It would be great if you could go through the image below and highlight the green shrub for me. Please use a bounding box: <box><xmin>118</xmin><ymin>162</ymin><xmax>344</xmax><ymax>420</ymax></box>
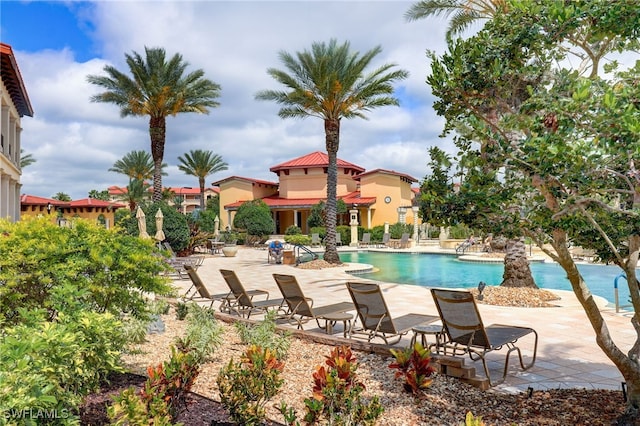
<box><xmin>0</xmin><ymin>217</ymin><xmax>174</xmax><ymax>326</ymax></box>
<box><xmin>119</xmin><ymin>202</ymin><xmax>190</xmax><ymax>253</ymax></box>
<box><xmin>218</xmin><ymin>345</ymin><xmax>285</xmax><ymax>426</ymax></box>
<box><xmin>285</xmin><ymin>225</ymin><xmax>302</xmax><ymax>235</ymax></box>
<box><xmin>0</xmin><ymin>310</ymin><xmax>126</xmax><ymax>424</ymax></box>
<box><xmin>307</xmin><ymin>202</ymin><xmax>325</xmax><ymax>228</ymax></box>
<box><xmin>235</xmin><ymin>310</ymin><xmax>291</xmax><ymax>360</ymax></box>
<box><xmin>336</xmin><ymin>225</ymin><xmax>350</xmax><ymax>244</ymax></box>
<box><xmin>233</xmin><ymin>200</ymin><xmax>275</xmax><ymax>243</ymax></box>
<box><xmin>177</xmin><ymin>304</ymin><xmax>224</xmax><ymax>363</ymax></box>
<box><xmin>284</xmin><ymin>234</ymin><xmax>312</xmax><ymax>246</ymax></box>
<box><xmin>108</xmin><ymin>387</ymin><xmax>176</xmax><ymax>426</ymax></box>
<box><xmin>389</xmin><ymin>222</ymin><xmax>413</xmax><ymax>239</ymax></box>
<box><xmin>175</xmin><ymin>302</ymin><xmax>189</xmax><ymax>320</ymax></box>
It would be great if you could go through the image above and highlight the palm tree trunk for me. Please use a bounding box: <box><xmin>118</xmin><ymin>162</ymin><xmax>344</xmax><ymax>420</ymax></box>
<box><xmin>199</xmin><ymin>177</ymin><xmax>206</xmax><ymax>211</ymax></box>
<box><xmin>501</xmin><ymin>237</ymin><xmax>537</xmax><ymax>288</ymax></box>
<box><xmin>150</xmin><ymin>116</ymin><xmax>166</xmax><ymax>202</ymax></box>
<box><xmin>323</xmin><ymin>118</ymin><xmax>340</xmax><ymax>264</ymax></box>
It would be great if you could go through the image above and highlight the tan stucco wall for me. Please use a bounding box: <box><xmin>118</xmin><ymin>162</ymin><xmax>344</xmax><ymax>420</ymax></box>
<box><xmin>359</xmin><ymin>173</ymin><xmax>418</xmax><ymax>228</ymax></box>
<box><xmin>20</xmin><ymin>205</ymin><xmax>121</xmax><ymax>228</ymax></box>
<box><xmin>278</xmin><ymin>167</ymin><xmax>357</xmax><ymax>198</ymax></box>
<box><xmin>217</xmin><ymin>179</ymin><xmax>277</xmax><ymax>228</ymax></box>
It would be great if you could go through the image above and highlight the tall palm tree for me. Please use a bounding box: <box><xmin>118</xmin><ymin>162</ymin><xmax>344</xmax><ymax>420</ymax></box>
<box><xmin>20</xmin><ymin>149</ymin><xmax>36</xmax><ymax>169</ymax></box>
<box><xmin>87</xmin><ymin>47</ymin><xmax>222</xmax><ymax>202</ymax></box>
<box><xmin>256</xmin><ymin>39</ymin><xmax>408</xmax><ymax>263</ymax></box>
<box><xmin>177</xmin><ymin>149</ymin><xmax>228</xmax><ymax>210</ymax></box>
<box><xmin>109</xmin><ymin>150</ymin><xmax>167</xmax><ymax>183</ymax></box>
<box><xmin>405</xmin><ymin>0</ymin><xmax>506</xmax><ymax>41</ymax></box>
<box><xmin>113</xmin><ymin>178</ymin><xmax>151</xmax><ymax>212</ymax></box>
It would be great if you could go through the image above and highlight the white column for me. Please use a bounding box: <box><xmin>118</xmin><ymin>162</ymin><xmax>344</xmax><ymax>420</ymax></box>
<box><xmin>0</xmin><ymin>172</ymin><xmax>8</xmax><ymax>220</ymax></box>
<box><xmin>349</xmin><ymin>209</ymin><xmax>359</xmax><ymax>247</ymax></box>
<box><xmin>412</xmin><ymin>206</ymin><xmax>419</xmax><ymax>247</ymax></box>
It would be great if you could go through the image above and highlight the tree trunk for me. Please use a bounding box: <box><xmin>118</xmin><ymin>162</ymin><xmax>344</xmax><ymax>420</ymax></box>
<box><xmin>199</xmin><ymin>177</ymin><xmax>206</xmax><ymax>211</ymax></box>
<box><xmin>149</xmin><ymin>116</ymin><xmax>166</xmax><ymax>202</ymax></box>
<box><xmin>323</xmin><ymin>118</ymin><xmax>340</xmax><ymax>264</ymax></box>
<box><xmin>501</xmin><ymin>237</ymin><xmax>537</xmax><ymax>288</ymax></box>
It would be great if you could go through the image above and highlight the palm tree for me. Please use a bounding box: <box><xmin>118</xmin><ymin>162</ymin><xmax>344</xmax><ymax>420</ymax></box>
<box><xmin>108</xmin><ymin>150</ymin><xmax>166</xmax><ymax>183</ymax></box>
<box><xmin>113</xmin><ymin>179</ymin><xmax>151</xmax><ymax>212</ymax></box>
<box><xmin>87</xmin><ymin>47</ymin><xmax>222</xmax><ymax>202</ymax></box>
<box><xmin>256</xmin><ymin>39</ymin><xmax>408</xmax><ymax>263</ymax></box>
<box><xmin>405</xmin><ymin>0</ymin><xmax>506</xmax><ymax>41</ymax></box>
<box><xmin>177</xmin><ymin>150</ymin><xmax>228</xmax><ymax>210</ymax></box>
<box><xmin>20</xmin><ymin>149</ymin><xmax>36</xmax><ymax>169</ymax></box>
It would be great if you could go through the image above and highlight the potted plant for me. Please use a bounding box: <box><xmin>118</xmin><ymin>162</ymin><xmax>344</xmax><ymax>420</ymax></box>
<box><xmin>221</xmin><ymin>231</ymin><xmax>238</xmax><ymax>257</ymax></box>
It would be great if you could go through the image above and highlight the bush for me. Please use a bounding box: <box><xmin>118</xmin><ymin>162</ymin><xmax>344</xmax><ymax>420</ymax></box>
<box><xmin>309</xmin><ymin>226</ymin><xmax>326</xmax><ymax>240</ymax></box>
<box><xmin>336</xmin><ymin>225</ymin><xmax>350</xmax><ymax>244</ymax></box>
<box><xmin>0</xmin><ymin>217</ymin><xmax>174</xmax><ymax>326</ymax></box>
<box><xmin>218</xmin><ymin>345</ymin><xmax>285</xmax><ymax>426</ymax></box>
<box><xmin>389</xmin><ymin>222</ymin><xmax>413</xmax><ymax>239</ymax></box>
<box><xmin>118</xmin><ymin>202</ymin><xmax>190</xmax><ymax>253</ymax></box>
<box><xmin>285</xmin><ymin>225</ymin><xmax>302</xmax><ymax>235</ymax></box>
<box><xmin>284</xmin><ymin>234</ymin><xmax>311</xmax><ymax>246</ymax></box>
<box><xmin>233</xmin><ymin>200</ymin><xmax>275</xmax><ymax>243</ymax></box>
<box><xmin>235</xmin><ymin>310</ymin><xmax>291</xmax><ymax>360</ymax></box>
<box><xmin>0</xmin><ymin>310</ymin><xmax>126</xmax><ymax>424</ymax></box>
<box><xmin>389</xmin><ymin>342</ymin><xmax>436</xmax><ymax>394</ymax></box>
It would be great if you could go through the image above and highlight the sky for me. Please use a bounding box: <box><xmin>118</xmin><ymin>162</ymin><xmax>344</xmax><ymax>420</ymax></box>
<box><xmin>1</xmin><ymin>0</ymin><xmax>457</xmax><ymax>200</ymax></box>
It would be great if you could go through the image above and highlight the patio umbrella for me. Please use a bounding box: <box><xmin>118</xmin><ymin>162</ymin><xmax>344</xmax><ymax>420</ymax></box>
<box><xmin>136</xmin><ymin>206</ymin><xmax>150</xmax><ymax>239</ymax></box>
<box><xmin>155</xmin><ymin>209</ymin><xmax>166</xmax><ymax>242</ymax></box>
<box><xmin>214</xmin><ymin>215</ymin><xmax>220</xmax><ymax>237</ymax></box>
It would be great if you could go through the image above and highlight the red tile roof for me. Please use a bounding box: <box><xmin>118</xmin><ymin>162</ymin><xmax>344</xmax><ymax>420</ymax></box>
<box><xmin>21</xmin><ymin>194</ymin><xmax>125</xmax><ymax>209</ymax></box>
<box><xmin>211</xmin><ymin>176</ymin><xmax>278</xmax><ymax>187</ymax></box>
<box><xmin>269</xmin><ymin>151</ymin><xmax>365</xmax><ymax>174</ymax></box>
<box><xmin>69</xmin><ymin>198</ymin><xmax>126</xmax><ymax>208</ymax></box>
<box><xmin>20</xmin><ymin>194</ymin><xmax>63</xmax><ymax>206</ymax></box>
<box><xmin>355</xmin><ymin>168</ymin><xmax>418</xmax><ymax>183</ymax></box>
<box><xmin>1</xmin><ymin>43</ymin><xmax>33</xmax><ymax>117</ymax></box>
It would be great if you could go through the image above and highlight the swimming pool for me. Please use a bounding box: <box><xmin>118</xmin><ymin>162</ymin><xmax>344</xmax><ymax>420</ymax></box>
<box><xmin>339</xmin><ymin>251</ymin><xmax>630</xmax><ymax>306</ymax></box>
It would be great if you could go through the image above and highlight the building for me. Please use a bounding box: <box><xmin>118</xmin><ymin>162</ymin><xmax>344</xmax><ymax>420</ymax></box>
<box><xmin>1</xmin><ymin>43</ymin><xmax>34</xmax><ymax>222</ymax></box>
<box><xmin>20</xmin><ymin>195</ymin><xmax>125</xmax><ymax>228</ymax></box>
<box><xmin>107</xmin><ymin>185</ymin><xmax>219</xmax><ymax>214</ymax></box>
<box><xmin>213</xmin><ymin>151</ymin><xmax>420</xmax><ymax>233</ymax></box>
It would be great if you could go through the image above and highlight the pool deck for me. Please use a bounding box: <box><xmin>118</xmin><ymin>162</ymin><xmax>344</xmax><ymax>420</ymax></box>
<box><xmin>174</xmin><ymin>244</ymin><xmax>636</xmax><ymax>395</ymax></box>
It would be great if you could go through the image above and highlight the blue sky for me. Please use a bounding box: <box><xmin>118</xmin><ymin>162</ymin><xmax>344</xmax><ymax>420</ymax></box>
<box><xmin>2</xmin><ymin>1</ymin><xmax>454</xmax><ymax>199</ymax></box>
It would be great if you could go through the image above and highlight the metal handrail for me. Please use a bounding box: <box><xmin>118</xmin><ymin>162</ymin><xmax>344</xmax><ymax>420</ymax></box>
<box><xmin>293</xmin><ymin>244</ymin><xmax>319</xmax><ymax>265</ymax></box>
<box><xmin>614</xmin><ymin>273</ymin><xmax>631</xmax><ymax>313</ymax></box>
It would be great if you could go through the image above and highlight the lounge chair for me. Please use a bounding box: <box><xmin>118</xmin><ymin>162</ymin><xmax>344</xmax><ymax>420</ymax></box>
<box><xmin>162</xmin><ymin>242</ymin><xmax>204</xmax><ymax>279</ymax></box>
<box><xmin>272</xmin><ymin>273</ymin><xmax>354</xmax><ymax>334</ymax></box>
<box><xmin>398</xmin><ymin>233</ymin><xmax>410</xmax><ymax>249</ymax></box>
<box><xmin>345</xmin><ymin>281</ymin><xmax>439</xmax><ymax>345</ymax></box>
<box><xmin>378</xmin><ymin>232</ymin><xmax>390</xmax><ymax>248</ymax></box>
<box><xmin>430</xmin><ymin>288</ymin><xmax>538</xmax><ymax>386</ymax></box>
<box><xmin>358</xmin><ymin>233</ymin><xmax>371</xmax><ymax>248</ymax></box>
<box><xmin>310</xmin><ymin>233</ymin><xmax>322</xmax><ymax>247</ymax></box>
<box><xmin>219</xmin><ymin>269</ymin><xmax>286</xmax><ymax>318</ymax></box>
<box><xmin>183</xmin><ymin>265</ymin><xmax>234</xmax><ymax>311</ymax></box>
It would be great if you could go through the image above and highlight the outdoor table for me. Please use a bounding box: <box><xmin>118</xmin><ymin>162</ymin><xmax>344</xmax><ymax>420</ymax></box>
<box><xmin>319</xmin><ymin>312</ymin><xmax>353</xmax><ymax>338</ymax></box>
<box><xmin>209</xmin><ymin>240</ymin><xmax>225</xmax><ymax>255</ymax></box>
<box><xmin>410</xmin><ymin>324</ymin><xmax>446</xmax><ymax>352</ymax></box>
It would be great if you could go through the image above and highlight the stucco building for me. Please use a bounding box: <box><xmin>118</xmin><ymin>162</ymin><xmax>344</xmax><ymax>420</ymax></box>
<box><xmin>20</xmin><ymin>195</ymin><xmax>126</xmax><ymax>228</ymax></box>
<box><xmin>213</xmin><ymin>151</ymin><xmax>420</xmax><ymax>233</ymax></box>
<box><xmin>1</xmin><ymin>43</ymin><xmax>34</xmax><ymax>222</ymax></box>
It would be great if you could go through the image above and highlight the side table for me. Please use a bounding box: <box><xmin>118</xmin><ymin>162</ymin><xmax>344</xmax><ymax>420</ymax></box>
<box><xmin>410</xmin><ymin>324</ymin><xmax>446</xmax><ymax>353</ymax></box>
<box><xmin>319</xmin><ymin>312</ymin><xmax>354</xmax><ymax>338</ymax></box>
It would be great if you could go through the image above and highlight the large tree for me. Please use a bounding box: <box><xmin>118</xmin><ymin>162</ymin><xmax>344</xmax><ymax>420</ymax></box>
<box><xmin>177</xmin><ymin>149</ymin><xmax>228</xmax><ymax>210</ymax></box>
<box><xmin>426</xmin><ymin>0</ymin><xmax>640</xmax><ymax>413</ymax></box>
<box><xmin>87</xmin><ymin>47</ymin><xmax>221</xmax><ymax>201</ymax></box>
<box><xmin>256</xmin><ymin>39</ymin><xmax>408</xmax><ymax>263</ymax></box>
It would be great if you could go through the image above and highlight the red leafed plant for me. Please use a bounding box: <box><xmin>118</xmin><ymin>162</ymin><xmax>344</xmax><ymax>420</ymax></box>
<box><xmin>389</xmin><ymin>342</ymin><xmax>436</xmax><ymax>393</ymax></box>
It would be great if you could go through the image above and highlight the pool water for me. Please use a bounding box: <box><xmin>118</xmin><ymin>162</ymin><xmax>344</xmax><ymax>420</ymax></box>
<box><xmin>339</xmin><ymin>251</ymin><xmax>631</xmax><ymax>306</ymax></box>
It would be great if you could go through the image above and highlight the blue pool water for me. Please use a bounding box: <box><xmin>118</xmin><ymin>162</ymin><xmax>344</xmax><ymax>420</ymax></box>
<box><xmin>339</xmin><ymin>252</ymin><xmax>631</xmax><ymax>306</ymax></box>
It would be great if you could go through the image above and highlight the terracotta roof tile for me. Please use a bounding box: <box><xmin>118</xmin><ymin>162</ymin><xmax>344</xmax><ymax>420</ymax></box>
<box><xmin>269</xmin><ymin>151</ymin><xmax>364</xmax><ymax>173</ymax></box>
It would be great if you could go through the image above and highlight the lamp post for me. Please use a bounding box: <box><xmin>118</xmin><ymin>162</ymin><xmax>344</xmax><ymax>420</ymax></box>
<box><xmin>412</xmin><ymin>205</ymin><xmax>420</xmax><ymax>247</ymax></box>
<box><xmin>349</xmin><ymin>205</ymin><xmax>359</xmax><ymax>247</ymax></box>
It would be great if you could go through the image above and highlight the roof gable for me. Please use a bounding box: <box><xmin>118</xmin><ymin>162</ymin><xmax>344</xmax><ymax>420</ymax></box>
<box><xmin>270</xmin><ymin>151</ymin><xmax>365</xmax><ymax>174</ymax></box>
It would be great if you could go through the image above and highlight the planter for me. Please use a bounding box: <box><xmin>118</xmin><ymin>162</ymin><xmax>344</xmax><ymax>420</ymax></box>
<box><xmin>222</xmin><ymin>246</ymin><xmax>238</xmax><ymax>257</ymax></box>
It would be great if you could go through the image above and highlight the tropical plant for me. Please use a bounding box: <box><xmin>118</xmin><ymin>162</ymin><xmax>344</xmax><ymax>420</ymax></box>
<box><xmin>218</xmin><ymin>345</ymin><xmax>285</xmax><ymax>426</ymax></box>
<box><xmin>389</xmin><ymin>342</ymin><xmax>436</xmax><ymax>394</ymax></box>
<box><xmin>109</xmin><ymin>150</ymin><xmax>167</xmax><ymax>183</ymax></box>
<box><xmin>425</xmin><ymin>0</ymin><xmax>640</xmax><ymax>412</ymax></box>
<box><xmin>87</xmin><ymin>47</ymin><xmax>222</xmax><ymax>202</ymax></box>
<box><xmin>177</xmin><ymin>149</ymin><xmax>228</xmax><ymax>210</ymax></box>
<box><xmin>19</xmin><ymin>148</ymin><xmax>36</xmax><ymax>168</ymax></box>
<box><xmin>119</xmin><ymin>202</ymin><xmax>190</xmax><ymax>253</ymax></box>
<box><xmin>256</xmin><ymin>39</ymin><xmax>408</xmax><ymax>264</ymax></box>
<box><xmin>405</xmin><ymin>0</ymin><xmax>506</xmax><ymax>41</ymax></box>
<box><xmin>281</xmin><ymin>345</ymin><xmax>383</xmax><ymax>425</ymax></box>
